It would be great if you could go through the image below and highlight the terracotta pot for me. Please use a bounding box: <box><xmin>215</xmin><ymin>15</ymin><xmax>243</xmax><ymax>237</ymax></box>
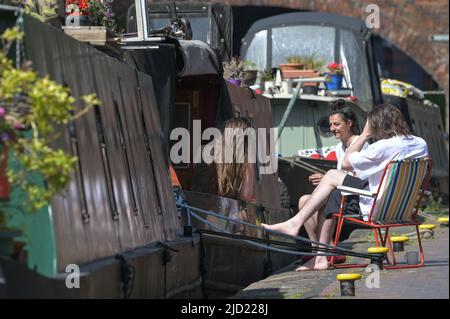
<box><xmin>279</xmin><ymin>63</ymin><xmax>304</xmax><ymax>71</ymax></box>
<box><xmin>0</xmin><ymin>145</ymin><xmax>11</xmax><ymax>200</ymax></box>
<box><xmin>281</xmin><ymin>69</ymin><xmax>320</xmax><ymax>86</ymax></box>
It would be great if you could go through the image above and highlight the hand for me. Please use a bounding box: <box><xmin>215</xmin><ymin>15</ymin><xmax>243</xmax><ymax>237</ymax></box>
<box><xmin>308</xmin><ymin>173</ymin><xmax>323</xmax><ymax>186</ymax></box>
<box><xmin>362</xmin><ymin>119</ymin><xmax>374</xmax><ymax>139</ymax></box>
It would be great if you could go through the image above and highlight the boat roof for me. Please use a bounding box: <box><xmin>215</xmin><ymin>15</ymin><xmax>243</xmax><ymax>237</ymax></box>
<box><xmin>245</xmin><ymin>12</ymin><xmax>369</xmax><ymax>36</ymax></box>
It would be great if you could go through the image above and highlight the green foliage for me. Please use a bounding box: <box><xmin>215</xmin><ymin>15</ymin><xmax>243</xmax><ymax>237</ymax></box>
<box><xmin>243</xmin><ymin>60</ymin><xmax>257</xmax><ymax>69</ymax></box>
<box><xmin>11</xmin><ymin>0</ymin><xmax>59</xmax><ymax>22</ymax></box>
<box><xmin>285</xmin><ymin>52</ymin><xmax>325</xmax><ymax>70</ymax></box>
<box><xmin>259</xmin><ymin>69</ymin><xmax>275</xmax><ymax>82</ymax></box>
<box><xmin>302</xmin><ymin>52</ymin><xmax>326</xmax><ymax>71</ymax></box>
<box><xmin>88</xmin><ymin>0</ymin><xmax>121</xmax><ymax>34</ymax></box>
<box><xmin>285</xmin><ymin>56</ymin><xmax>303</xmax><ymax>64</ymax></box>
<box><xmin>0</xmin><ymin>27</ymin><xmax>99</xmax><ymax>218</ymax></box>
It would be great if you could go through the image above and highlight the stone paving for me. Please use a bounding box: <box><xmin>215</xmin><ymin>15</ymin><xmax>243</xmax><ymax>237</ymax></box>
<box><xmin>232</xmin><ymin>220</ymin><xmax>449</xmax><ymax>299</ymax></box>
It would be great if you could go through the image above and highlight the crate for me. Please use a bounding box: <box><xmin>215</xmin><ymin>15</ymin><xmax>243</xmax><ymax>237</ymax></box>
<box><xmin>62</xmin><ymin>26</ymin><xmax>108</xmax><ymax>46</ymax></box>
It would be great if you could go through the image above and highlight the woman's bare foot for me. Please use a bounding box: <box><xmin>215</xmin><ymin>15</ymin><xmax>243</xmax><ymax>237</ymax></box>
<box><xmin>260</xmin><ymin>220</ymin><xmax>300</xmax><ymax>237</ymax></box>
<box><xmin>295</xmin><ymin>256</ymin><xmax>329</xmax><ymax>271</ymax></box>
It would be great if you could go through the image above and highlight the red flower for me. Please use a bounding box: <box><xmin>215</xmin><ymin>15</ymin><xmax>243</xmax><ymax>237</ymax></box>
<box><xmin>65</xmin><ymin>0</ymin><xmax>90</xmax><ymax>15</ymax></box>
<box><xmin>326</xmin><ymin>62</ymin><xmax>344</xmax><ymax>75</ymax></box>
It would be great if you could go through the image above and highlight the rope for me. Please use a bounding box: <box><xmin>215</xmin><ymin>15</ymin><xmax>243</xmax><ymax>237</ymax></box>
<box><xmin>190</xmin><ymin>210</ymin><xmax>333</xmax><ymax>257</ymax></box>
<box><xmin>398</xmin><ymin>228</ymin><xmax>434</xmax><ymax>240</ymax></box>
<box><xmin>178</xmin><ymin>202</ymin><xmax>374</xmax><ymax>260</ymax></box>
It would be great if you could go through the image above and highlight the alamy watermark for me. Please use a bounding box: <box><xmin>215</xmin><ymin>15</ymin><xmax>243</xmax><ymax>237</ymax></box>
<box><xmin>365</xmin><ymin>264</ymin><xmax>381</xmax><ymax>289</ymax></box>
<box><xmin>65</xmin><ymin>264</ymin><xmax>80</xmax><ymax>289</ymax></box>
<box><xmin>170</xmin><ymin>120</ymin><xmax>279</xmax><ymax>175</ymax></box>
<box><xmin>365</xmin><ymin>4</ymin><xmax>381</xmax><ymax>29</ymax></box>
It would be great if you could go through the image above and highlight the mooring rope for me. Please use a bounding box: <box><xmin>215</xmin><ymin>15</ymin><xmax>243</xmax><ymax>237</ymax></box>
<box><xmin>177</xmin><ymin>202</ymin><xmax>374</xmax><ymax>260</ymax></box>
<box><xmin>189</xmin><ymin>210</ymin><xmax>334</xmax><ymax>257</ymax></box>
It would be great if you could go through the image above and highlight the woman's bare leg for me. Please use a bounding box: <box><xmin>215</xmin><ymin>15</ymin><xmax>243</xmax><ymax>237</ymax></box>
<box><xmin>262</xmin><ymin>169</ymin><xmax>346</xmax><ymax>237</ymax></box>
<box><xmin>299</xmin><ymin>195</ymin><xmax>318</xmax><ymax>242</ymax></box>
<box><xmin>296</xmin><ymin>210</ymin><xmax>335</xmax><ymax>271</ymax></box>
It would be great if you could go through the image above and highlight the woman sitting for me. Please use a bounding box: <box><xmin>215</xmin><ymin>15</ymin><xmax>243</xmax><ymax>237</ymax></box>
<box><xmin>299</xmin><ymin>100</ymin><xmax>368</xmax><ymax>267</ymax></box>
<box><xmin>262</xmin><ymin>103</ymin><xmax>429</xmax><ymax>271</ymax></box>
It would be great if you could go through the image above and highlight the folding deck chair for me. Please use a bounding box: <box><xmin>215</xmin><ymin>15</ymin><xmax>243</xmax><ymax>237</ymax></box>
<box><xmin>330</xmin><ymin>157</ymin><xmax>433</xmax><ymax>269</ymax></box>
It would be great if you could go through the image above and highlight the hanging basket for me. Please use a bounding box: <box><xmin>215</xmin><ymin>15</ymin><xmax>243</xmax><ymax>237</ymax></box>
<box><xmin>0</xmin><ymin>145</ymin><xmax>11</xmax><ymax>200</ymax></box>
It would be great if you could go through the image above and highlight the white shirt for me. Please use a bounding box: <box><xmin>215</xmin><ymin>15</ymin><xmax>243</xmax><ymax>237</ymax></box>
<box><xmin>348</xmin><ymin>135</ymin><xmax>429</xmax><ymax>219</ymax></box>
<box><xmin>335</xmin><ymin>136</ymin><xmax>369</xmax><ymax>174</ymax></box>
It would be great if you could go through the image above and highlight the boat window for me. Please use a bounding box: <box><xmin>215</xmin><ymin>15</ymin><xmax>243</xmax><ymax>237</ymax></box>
<box><xmin>340</xmin><ymin>30</ymin><xmax>372</xmax><ymax>107</ymax></box>
<box><xmin>271</xmin><ymin>25</ymin><xmax>334</xmax><ymax>70</ymax></box>
<box><xmin>243</xmin><ymin>30</ymin><xmax>267</xmax><ymax>70</ymax></box>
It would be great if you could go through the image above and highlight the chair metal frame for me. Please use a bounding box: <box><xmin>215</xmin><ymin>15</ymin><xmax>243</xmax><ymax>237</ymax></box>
<box><xmin>330</xmin><ymin>157</ymin><xmax>433</xmax><ymax>270</ymax></box>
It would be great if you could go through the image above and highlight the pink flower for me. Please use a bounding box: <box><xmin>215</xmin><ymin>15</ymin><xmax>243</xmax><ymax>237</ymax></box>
<box><xmin>14</xmin><ymin>122</ymin><xmax>25</xmax><ymax>130</ymax></box>
<box><xmin>0</xmin><ymin>107</ymin><xmax>5</xmax><ymax>118</ymax></box>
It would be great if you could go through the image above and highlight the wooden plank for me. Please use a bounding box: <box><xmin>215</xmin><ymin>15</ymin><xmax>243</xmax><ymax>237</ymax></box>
<box><xmin>62</xmin><ymin>26</ymin><xmax>108</xmax><ymax>46</ymax></box>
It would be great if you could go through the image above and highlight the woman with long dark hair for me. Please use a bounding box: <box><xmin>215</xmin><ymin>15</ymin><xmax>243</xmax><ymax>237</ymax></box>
<box><xmin>299</xmin><ymin>99</ymin><xmax>367</xmax><ymax>266</ymax></box>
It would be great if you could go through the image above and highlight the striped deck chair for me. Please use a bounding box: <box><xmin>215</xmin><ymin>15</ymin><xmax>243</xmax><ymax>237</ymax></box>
<box><xmin>330</xmin><ymin>158</ymin><xmax>432</xmax><ymax>270</ymax></box>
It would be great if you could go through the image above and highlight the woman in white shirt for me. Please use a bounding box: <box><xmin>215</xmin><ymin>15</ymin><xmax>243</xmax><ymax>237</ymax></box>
<box><xmin>262</xmin><ymin>103</ymin><xmax>428</xmax><ymax>271</ymax></box>
<box><xmin>299</xmin><ymin>100</ymin><xmax>368</xmax><ymax>266</ymax></box>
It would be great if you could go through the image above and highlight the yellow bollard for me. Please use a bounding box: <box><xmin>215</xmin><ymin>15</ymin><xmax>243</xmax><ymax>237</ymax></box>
<box><xmin>438</xmin><ymin>217</ymin><xmax>449</xmax><ymax>228</ymax></box>
<box><xmin>367</xmin><ymin>247</ymin><xmax>389</xmax><ymax>270</ymax></box>
<box><xmin>336</xmin><ymin>274</ymin><xmax>362</xmax><ymax>296</ymax></box>
<box><xmin>390</xmin><ymin>236</ymin><xmax>409</xmax><ymax>252</ymax></box>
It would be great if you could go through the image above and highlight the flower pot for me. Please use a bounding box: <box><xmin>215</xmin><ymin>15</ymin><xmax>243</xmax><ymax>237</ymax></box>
<box><xmin>279</xmin><ymin>63</ymin><xmax>304</xmax><ymax>72</ymax></box>
<box><xmin>243</xmin><ymin>70</ymin><xmax>258</xmax><ymax>86</ymax></box>
<box><xmin>0</xmin><ymin>145</ymin><xmax>10</xmax><ymax>200</ymax></box>
<box><xmin>303</xmin><ymin>85</ymin><xmax>319</xmax><ymax>95</ymax></box>
<box><xmin>228</xmin><ymin>78</ymin><xmax>242</xmax><ymax>86</ymax></box>
<box><xmin>65</xmin><ymin>14</ymin><xmax>92</xmax><ymax>27</ymax></box>
<box><xmin>62</xmin><ymin>26</ymin><xmax>108</xmax><ymax>46</ymax></box>
<box><xmin>326</xmin><ymin>74</ymin><xmax>343</xmax><ymax>90</ymax></box>
<box><xmin>264</xmin><ymin>81</ymin><xmax>275</xmax><ymax>93</ymax></box>
<box><xmin>281</xmin><ymin>69</ymin><xmax>320</xmax><ymax>86</ymax></box>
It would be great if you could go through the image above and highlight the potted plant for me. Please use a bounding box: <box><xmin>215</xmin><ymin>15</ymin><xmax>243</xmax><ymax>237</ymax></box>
<box><xmin>63</xmin><ymin>0</ymin><xmax>121</xmax><ymax>45</ymax></box>
<box><xmin>325</xmin><ymin>62</ymin><xmax>344</xmax><ymax>90</ymax></box>
<box><xmin>19</xmin><ymin>0</ymin><xmax>59</xmax><ymax>23</ymax></box>
<box><xmin>243</xmin><ymin>60</ymin><xmax>258</xmax><ymax>86</ymax></box>
<box><xmin>259</xmin><ymin>68</ymin><xmax>275</xmax><ymax>93</ymax></box>
<box><xmin>223</xmin><ymin>56</ymin><xmax>245</xmax><ymax>86</ymax></box>
<box><xmin>0</xmin><ymin>27</ymin><xmax>99</xmax><ymax>254</ymax></box>
<box><xmin>298</xmin><ymin>52</ymin><xmax>326</xmax><ymax>88</ymax></box>
<box><xmin>281</xmin><ymin>56</ymin><xmax>304</xmax><ymax>69</ymax></box>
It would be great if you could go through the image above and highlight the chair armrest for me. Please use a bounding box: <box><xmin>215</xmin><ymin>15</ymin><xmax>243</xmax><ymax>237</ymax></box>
<box><xmin>337</xmin><ymin>185</ymin><xmax>377</xmax><ymax>198</ymax></box>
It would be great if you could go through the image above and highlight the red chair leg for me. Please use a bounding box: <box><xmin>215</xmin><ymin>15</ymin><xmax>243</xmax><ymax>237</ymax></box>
<box><xmin>330</xmin><ymin>215</ymin><xmax>344</xmax><ymax>267</ymax></box>
<box><xmin>385</xmin><ymin>225</ymin><xmax>425</xmax><ymax>270</ymax></box>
